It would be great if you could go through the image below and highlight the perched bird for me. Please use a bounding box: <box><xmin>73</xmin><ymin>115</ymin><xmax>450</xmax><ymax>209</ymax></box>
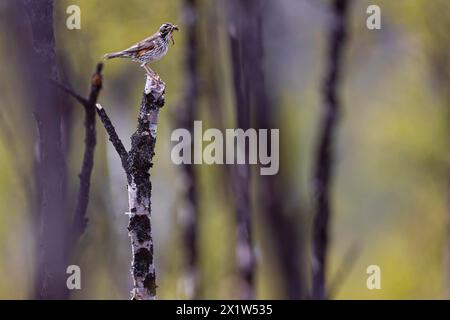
<box><xmin>104</xmin><ymin>23</ymin><xmax>179</xmax><ymax>77</ymax></box>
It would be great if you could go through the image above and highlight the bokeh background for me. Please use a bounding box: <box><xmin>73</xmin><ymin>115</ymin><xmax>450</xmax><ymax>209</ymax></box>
<box><xmin>0</xmin><ymin>0</ymin><xmax>449</xmax><ymax>299</ymax></box>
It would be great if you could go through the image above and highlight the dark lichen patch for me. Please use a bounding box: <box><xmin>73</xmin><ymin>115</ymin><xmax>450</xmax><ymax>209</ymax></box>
<box><xmin>144</xmin><ymin>90</ymin><xmax>165</xmax><ymax>110</ymax></box>
<box><xmin>144</xmin><ymin>273</ymin><xmax>157</xmax><ymax>296</ymax></box>
<box><xmin>133</xmin><ymin>248</ymin><xmax>151</xmax><ymax>278</ymax></box>
<box><xmin>128</xmin><ymin>214</ymin><xmax>152</xmax><ymax>243</ymax></box>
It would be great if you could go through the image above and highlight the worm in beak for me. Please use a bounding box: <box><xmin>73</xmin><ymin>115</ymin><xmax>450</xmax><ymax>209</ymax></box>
<box><xmin>170</xmin><ymin>25</ymin><xmax>178</xmax><ymax>45</ymax></box>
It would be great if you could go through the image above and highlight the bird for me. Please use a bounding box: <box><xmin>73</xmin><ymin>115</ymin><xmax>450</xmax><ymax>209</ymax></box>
<box><xmin>104</xmin><ymin>23</ymin><xmax>179</xmax><ymax>77</ymax></box>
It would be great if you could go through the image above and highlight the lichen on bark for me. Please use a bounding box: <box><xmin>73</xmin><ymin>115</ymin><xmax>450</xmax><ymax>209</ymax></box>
<box><xmin>127</xmin><ymin>76</ymin><xmax>165</xmax><ymax>300</ymax></box>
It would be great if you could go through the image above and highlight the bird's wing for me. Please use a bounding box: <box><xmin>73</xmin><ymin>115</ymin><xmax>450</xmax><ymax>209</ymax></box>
<box><xmin>122</xmin><ymin>33</ymin><xmax>159</xmax><ymax>56</ymax></box>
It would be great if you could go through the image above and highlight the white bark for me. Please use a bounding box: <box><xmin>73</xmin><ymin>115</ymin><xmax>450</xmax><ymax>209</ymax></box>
<box><xmin>127</xmin><ymin>75</ymin><xmax>165</xmax><ymax>300</ymax></box>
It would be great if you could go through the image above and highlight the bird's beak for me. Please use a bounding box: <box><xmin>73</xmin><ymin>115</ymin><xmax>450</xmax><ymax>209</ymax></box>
<box><xmin>172</xmin><ymin>25</ymin><xmax>179</xmax><ymax>31</ymax></box>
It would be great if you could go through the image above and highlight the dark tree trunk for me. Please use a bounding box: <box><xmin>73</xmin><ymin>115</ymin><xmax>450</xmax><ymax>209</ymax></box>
<box><xmin>227</xmin><ymin>0</ymin><xmax>257</xmax><ymax>299</ymax></box>
<box><xmin>312</xmin><ymin>0</ymin><xmax>351</xmax><ymax>300</ymax></box>
<box><xmin>226</xmin><ymin>0</ymin><xmax>308</xmax><ymax>299</ymax></box>
<box><xmin>177</xmin><ymin>0</ymin><xmax>200</xmax><ymax>299</ymax></box>
<box><xmin>249</xmin><ymin>0</ymin><xmax>306</xmax><ymax>299</ymax></box>
<box><xmin>23</xmin><ymin>0</ymin><xmax>69</xmax><ymax>299</ymax></box>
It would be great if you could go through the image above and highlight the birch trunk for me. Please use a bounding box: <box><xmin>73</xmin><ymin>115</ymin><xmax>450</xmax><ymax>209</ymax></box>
<box><xmin>127</xmin><ymin>76</ymin><xmax>165</xmax><ymax>300</ymax></box>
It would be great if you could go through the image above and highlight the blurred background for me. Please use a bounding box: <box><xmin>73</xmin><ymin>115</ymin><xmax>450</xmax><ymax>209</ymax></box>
<box><xmin>0</xmin><ymin>0</ymin><xmax>449</xmax><ymax>299</ymax></box>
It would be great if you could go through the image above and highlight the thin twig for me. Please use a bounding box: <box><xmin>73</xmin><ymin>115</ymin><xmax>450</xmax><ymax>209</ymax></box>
<box><xmin>95</xmin><ymin>103</ymin><xmax>129</xmax><ymax>174</ymax></box>
<box><xmin>54</xmin><ymin>64</ymin><xmax>130</xmax><ymax>175</ymax></box>
<box><xmin>49</xmin><ymin>78</ymin><xmax>88</xmax><ymax>107</ymax></box>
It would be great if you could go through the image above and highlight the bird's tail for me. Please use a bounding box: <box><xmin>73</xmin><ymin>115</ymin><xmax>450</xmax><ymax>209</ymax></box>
<box><xmin>103</xmin><ymin>51</ymin><xmax>125</xmax><ymax>60</ymax></box>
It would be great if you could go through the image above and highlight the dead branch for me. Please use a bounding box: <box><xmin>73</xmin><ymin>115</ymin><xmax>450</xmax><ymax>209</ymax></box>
<box><xmin>52</xmin><ymin>63</ymin><xmax>103</xmax><ymax>248</ymax></box>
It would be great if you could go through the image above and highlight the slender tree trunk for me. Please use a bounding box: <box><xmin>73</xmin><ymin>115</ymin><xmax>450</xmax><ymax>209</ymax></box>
<box><xmin>226</xmin><ymin>0</ymin><xmax>307</xmax><ymax>299</ymax></box>
<box><xmin>248</xmin><ymin>0</ymin><xmax>306</xmax><ymax>299</ymax></box>
<box><xmin>312</xmin><ymin>0</ymin><xmax>351</xmax><ymax>300</ymax></box>
<box><xmin>126</xmin><ymin>77</ymin><xmax>165</xmax><ymax>300</ymax></box>
<box><xmin>95</xmin><ymin>76</ymin><xmax>165</xmax><ymax>299</ymax></box>
<box><xmin>23</xmin><ymin>0</ymin><xmax>70</xmax><ymax>299</ymax></box>
<box><xmin>227</xmin><ymin>0</ymin><xmax>256</xmax><ymax>299</ymax></box>
<box><xmin>177</xmin><ymin>0</ymin><xmax>200</xmax><ymax>299</ymax></box>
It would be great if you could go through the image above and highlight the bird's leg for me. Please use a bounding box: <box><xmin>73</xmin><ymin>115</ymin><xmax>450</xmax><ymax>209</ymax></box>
<box><xmin>143</xmin><ymin>64</ymin><xmax>163</xmax><ymax>83</ymax></box>
<box><xmin>143</xmin><ymin>64</ymin><xmax>156</xmax><ymax>78</ymax></box>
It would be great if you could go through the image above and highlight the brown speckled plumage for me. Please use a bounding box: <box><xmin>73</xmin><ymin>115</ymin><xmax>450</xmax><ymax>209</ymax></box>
<box><xmin>104</xmin><ymin>23</ymin><xmax>178</xmax><ymax>76</ymax></box>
